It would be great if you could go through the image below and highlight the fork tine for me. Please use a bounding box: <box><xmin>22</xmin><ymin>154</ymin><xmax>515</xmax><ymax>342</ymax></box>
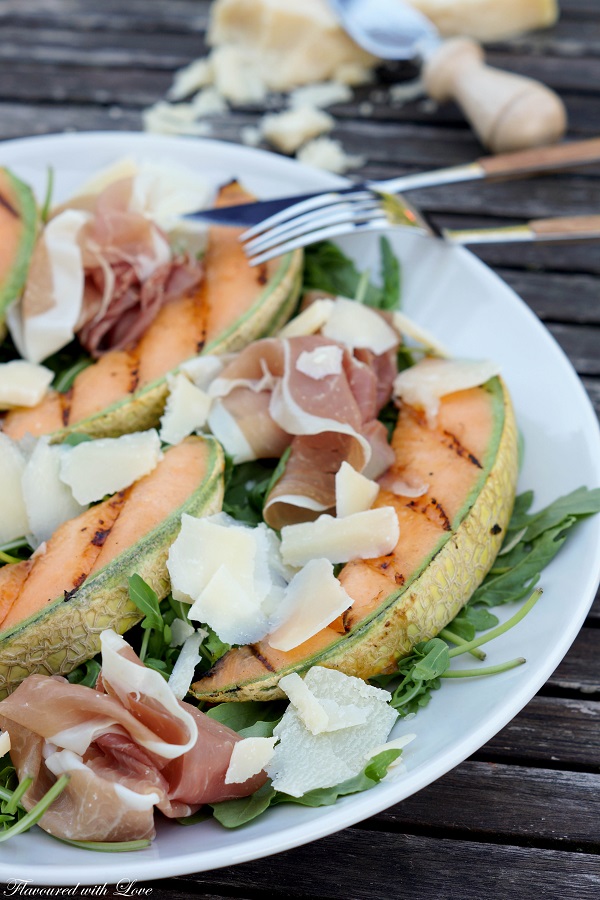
<box><xmin>240</xmin><ymin>189</ymin><xmax>373</xmax><ymax>241</ymax></box>
<box><xmin>244</xmin><ymin>199</ymin><xmax>381</xmax><ymax>254</ymax></box>
<box><xmin>247</xmin><ymin>217</ymin><xmax>393</xmax><ymax>266</ymax></box>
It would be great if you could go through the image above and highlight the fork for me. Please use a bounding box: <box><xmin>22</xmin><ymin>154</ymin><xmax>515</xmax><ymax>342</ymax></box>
<box><xmin>235</xmin><ymin>138</ymin><xmax>600</xmax><ymax>265</ymax></box>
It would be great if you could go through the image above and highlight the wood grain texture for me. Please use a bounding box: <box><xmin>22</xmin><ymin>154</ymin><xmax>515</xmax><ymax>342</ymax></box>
<box><xmin>168</xmin><ymin>829</ymin><xmax>600</xmax><ymax>900</ymax></box>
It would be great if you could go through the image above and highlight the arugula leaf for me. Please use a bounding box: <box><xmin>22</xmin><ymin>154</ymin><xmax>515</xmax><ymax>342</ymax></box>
<box><xmin>206</xmin><ymin>700</ymin><xmax>284</xmax><ymax>737</ymax></box>
<box><xmin>450</xmin><ymin>606</ymin><xmax>499</xmax><ymax>642</ymax></box>
<box><xmin>201</xmin><ymin>626</ymin><xmax>231</xmax><ymax>665</ymax></box>
<box><xmin>128</xmin><ymin>575</ymin><xmax>164</xmax><ymax>632</ymax></box>
<box><xmin>379</xmin><ymin>236</ymin><xmax>401</xmax><ymax>310</ymax></box>
<box><xmin>223</xmin><ymin>457</ymin><xmax>283</xmax><ymax>526</ymax></box>
<box><xmin>302</xmin><ymin>238</ymin><xmax>401</xmax><ymax>311</ymax></box>
<box><xmin>520</xmin><ymin>486</ymin><xmax>600</xmax><ymax>542</ymax></box>
<box><xmin>67</xmin><ymin>658</ymin><xmax>101</xmax><ymax>688</ymax></box>
<box><xmin>210</xmin><ymin>749</ymin><xmax>402</xmax><ymax>828</ymax></box>
<box><xmin>61</xmin><ymin>432</ymin><xmax>94</xmax><ymax>448</ymax></box>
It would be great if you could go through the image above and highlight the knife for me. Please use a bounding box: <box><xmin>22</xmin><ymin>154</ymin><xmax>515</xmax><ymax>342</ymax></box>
<box><xmin>327</xmin><ymin>0</ymin><xmax>567</xmax><ymax>154</ymax></box>
<box><xmin>185</xmin><ymin>137</ymin><xmax>600</xmax><ymax>230</ymax></box>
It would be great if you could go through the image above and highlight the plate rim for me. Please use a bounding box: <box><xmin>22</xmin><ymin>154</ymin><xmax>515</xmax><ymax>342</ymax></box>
<box><xmin>1</xmin><ymin>130</ymin><xmax>599</xmax><ymax>885</ymax></box>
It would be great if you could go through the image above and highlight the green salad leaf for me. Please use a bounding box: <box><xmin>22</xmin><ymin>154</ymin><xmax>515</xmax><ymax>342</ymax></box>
<box><xmin>303</xmin><ymin>237</ymin><xmax>401</xmax><ymax>311</ymax></box>
<box><xmin>209</xmin><ymin>749</ymin><xmax>403</xmax><ymax>828</ymax></box>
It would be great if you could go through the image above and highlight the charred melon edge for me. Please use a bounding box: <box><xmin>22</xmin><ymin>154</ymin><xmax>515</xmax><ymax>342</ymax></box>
<box><xmin>191</xmin><ymin>377</ymin><xmax>519</xmax><ymax>702</ymax></box>
<box><xmin>0</xmin><ymin>168</ymin><xmax>38</xmax><ymax>319</ymax></box>
<box><xmin>49</xmin><ymin>248</ymin><xmax>303</xmax><ymax>442</ymax></box>
<box><xmin>0</xmin><ymin>436</ymin><xmax>225</xmax><ymax>698</ymax></box>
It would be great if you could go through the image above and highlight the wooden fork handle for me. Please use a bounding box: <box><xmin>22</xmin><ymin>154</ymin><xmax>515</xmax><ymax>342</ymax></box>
<box><xmin>477</xmin><ymin>137</ymin><xmax>600</xmax><ymax>179</ymax></box>
<box><xmin>423</xmin><ymin>37</ymin><xmax>567</xmax><ymax>153</ymax></box>
<box><xmin>529</xmin><ymin>215</ymin><xmax>600</xmax><ymax>239</ymax></box>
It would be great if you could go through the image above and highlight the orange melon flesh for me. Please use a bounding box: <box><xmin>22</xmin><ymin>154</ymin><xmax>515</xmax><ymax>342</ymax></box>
<box><xmin>68</xmin><ymin>350</ymin><xmax>138</xmax><ymax>424</ymax></box>
<box><xmin>192</xmin><ymin>385</ymin><xmax>497</xmax><ymax>697</ymax></box>
<box><xmin>202</xmin><ymin>182</ymin><xmax>279</xmax><ymax>345</ymax></box>
<box><xmin>90</xmin><ymin>439</ymin><xmax>213</xmax><ymax>572</ymax></box>
<box><xmin>1</xmin><ymin>494</ymin><xmax>126</xmax><ymax>631</ymax></box>
<box><xmin>1</xmin><ymin>182</ymin><xmax>264</xmax><ymax>440</ymax></box>
<box><xmin>0</xmin><ymin>440</ymin><xmax>213</xmax><ymax>632</ymax></box>
<box><xmin>136</xmin><ymin>292</ymin><xmax>207</xmax><ymax>388</ymax></box>
<box><xmin>0</xmin><ymin>561</ymin><xmax>32</xmax><ymax>628</ymax></box>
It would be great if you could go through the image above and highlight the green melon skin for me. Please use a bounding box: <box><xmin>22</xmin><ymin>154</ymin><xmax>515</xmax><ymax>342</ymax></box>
<box><xmin>192</xmin><ymin>378</ymin><xmax>519</xmax><ymax>703</ymax></box>
<box><xmin>0</xmin><ymin>167</ymin><xmax>38</xmax><ymax>326</ymax></box>
<box><xmin>50</xmin><ymin>249</ymin><xmax>303</xmax><ymax>442</ymax></box>
<box><xmin>0</xmin><ymin>436</ymin><xmax>224</xmax><ymax>699</ymax></box>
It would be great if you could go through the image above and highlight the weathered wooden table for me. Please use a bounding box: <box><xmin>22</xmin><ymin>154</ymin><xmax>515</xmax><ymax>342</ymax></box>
<box><xmin>1</xmin><ymin>1</ymin><xmax>598</xmax><ymax>897</ymax></box>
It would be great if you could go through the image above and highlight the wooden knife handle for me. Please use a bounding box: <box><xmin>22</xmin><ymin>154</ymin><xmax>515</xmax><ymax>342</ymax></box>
<box><xmin>529</xmin><ymin>215</ymin><xmax>600</xmax><ymax>238</ymax></box>
<box><xmin>478</xmin><ymin>137</ymin><xmax>600</xmax><ymax>178</ymax></box>
<box><xmin>423</xmin><ymin>37</ymin><xmax>567</xmax><ymax>153</ymax></box>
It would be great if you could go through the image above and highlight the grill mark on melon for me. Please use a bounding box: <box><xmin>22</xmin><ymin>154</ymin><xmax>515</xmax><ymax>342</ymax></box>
<box><xmin>60</xmin><ymin>389</ymin><xmax>72</xmax><ymax>427</ymax></box>
<box><xmin>443</xmin><ymin>429</ymin><xmax>482</xmax><ymax>468</ymax></box>
<box><xmin>0</xmin><ymin>192</ymin><xmax>19</xmax><ymax>219</ymax></box>
<box><xmin>249</xmin><ymin>644</ymin><xmax>276</xmax><ymax>672</ymax></box>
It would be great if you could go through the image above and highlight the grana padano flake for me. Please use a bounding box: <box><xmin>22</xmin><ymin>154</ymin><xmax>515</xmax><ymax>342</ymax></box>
<box><xmin>0</xmin><ymin>361</ymin><xmax>54</xmax><ymax>410</ymax></box>
<box><xmin>280</xmin><ymin>507</ymin><xmax>399</xmax><ymax>567</ymax></box>
<box><xmin>159</xmin><ymin>373</ymin><xmax>212</xmax><ymax>446</ymax></box>
<box><xmin>59</xmin><ymin>430</ymin><xmax>163</xmax><ymax>505</ymax></box>
<box><xmin>225</xmin><ymin>736</ymin><xmax>278</xmax><ymax>784</ymax></box>
<box><xmin>322</xmin><ymin>297</ymin><xmax>398</xmax><ymax>354</ymax></box>
<box><xmin>335</xmin><ymin>460</ymin><xmax>379</xmax><ymax>517</ymax></box>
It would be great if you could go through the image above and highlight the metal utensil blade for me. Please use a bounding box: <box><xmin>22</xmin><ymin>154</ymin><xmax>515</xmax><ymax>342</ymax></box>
<box><xmin>326</xmin><ymin>0</ymin><xmax>439</xmax><ymax>60</ymax></box>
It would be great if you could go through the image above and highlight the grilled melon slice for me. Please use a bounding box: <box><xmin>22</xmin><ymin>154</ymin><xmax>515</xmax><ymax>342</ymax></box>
<box><xmin>192</xmin><ymin>377</ymin><xmax>519</xmax><ymax>702</ymax></box>
<box><xmin>0</xmin><ymin>167</ymin><xmax>37</xmax><ymax>330</ymax></box>
<box><xmin>0</xmin><ymin>435</ymin><xmax>224</xmax><ymax>698</ymax></box>
<box><xmin>2</xmin><ymin>181</ymin><xmax>302</xmax><ymax>442</ymax></box>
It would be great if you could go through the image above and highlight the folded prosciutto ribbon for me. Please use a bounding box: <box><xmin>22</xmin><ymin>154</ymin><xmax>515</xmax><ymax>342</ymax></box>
<box><xmin>208</xmin><ymin>334</ymin><xmax>398</xmax><ymax>529</ymax></box>
<box><xmin>0</xmin><ymin>630</ymin><xmax>265</xmax><ymax>842</ymax></box>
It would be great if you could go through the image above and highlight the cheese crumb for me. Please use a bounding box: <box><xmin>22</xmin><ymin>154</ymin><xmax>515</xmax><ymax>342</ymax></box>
<box><xmin>280</xmin><ymin>507</ymin><xmax>399</xmax><ymax>567</ymax></box>
<box><xmin>261</xmin><ymin>106</ymin><xmax>334</xmax><ymax>155</ymax></box>
<box><xmin>296</xmin><ymin>345</ymin><xmax>343</xmax><ymax>380</ymax></box>
<box><xmin>297</xmin><ymin>137</ymin><xmax>365</xmax><ymax>173</ymax></box>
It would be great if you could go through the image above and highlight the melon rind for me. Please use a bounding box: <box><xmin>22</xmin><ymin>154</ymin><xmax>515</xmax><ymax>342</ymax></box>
<box><xmin>0</xmin><ymin>168</ymin><xmax>38</xmax><ymax>325</ymax></box>
<box><xmin>191</xmin><ymin>377</ymin><xmax>519</xmax><ymax>702</ymax></box>
<box><xmin>0</xmin><ymin>436</ymin><xmax>225</xmax><ymax>699</ymax></box>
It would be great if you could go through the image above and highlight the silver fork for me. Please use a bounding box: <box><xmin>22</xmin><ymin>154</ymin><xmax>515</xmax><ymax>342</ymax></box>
<box><xmin>239</xmin><ymin>138</ymin><xmax>600</xmax><ymax>265</ymax></box>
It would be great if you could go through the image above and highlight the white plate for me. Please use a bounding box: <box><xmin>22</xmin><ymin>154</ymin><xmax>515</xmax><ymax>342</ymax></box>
<box><xmin>1</xmin><ymin>132</ymin><xmax>599</xmax><ymax>885</ymax></box>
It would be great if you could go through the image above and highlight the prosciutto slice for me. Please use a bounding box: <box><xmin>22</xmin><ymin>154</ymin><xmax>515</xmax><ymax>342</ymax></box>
<box><xmin>72</xmin><ymin>177</ymin><xmax>204</xmax><ymax>357</ymax></box>
<box><xmin>0</xmin><ymin>630</ymin><xmax>265</xmax><ymax>842</ymax></box>
<box><xmin>208</xmin><ymin>335</ymin><xmax>398</xmax><ymax>529</ymax></box>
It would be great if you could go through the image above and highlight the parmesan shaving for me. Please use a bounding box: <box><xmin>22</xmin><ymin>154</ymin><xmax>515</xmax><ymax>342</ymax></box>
<box><xmin>207</xmin><ymin>398</ymin><xmax>257</xmax><ymax>463</ymax></box>
<box><xmin>0</xmin><ymin>434</ymin><xmax>28</xmax><ymax>544</ymax></box>
<box><xmin>22</xmin><ymin>436</ymin><xmax>86</xmax><ymax>546</ymax></box>
<box><xmin>266</xmin><ymin>666</ymin><xmax>397</xmax><ymax>797</ymax></box>
<box><xmin>277</xmin><ymin>298</ymin><xmax>335</xmax><ymax>338</ymax></box>
<box><xmin>0</xmin><ymin>730</ymin><xmax>10</xmax><ymax>758</ymax></box>
<box><xmin>159</xmin><ymin>373</ymin><xmax>212</xmax><ymax>445</ymax></box>
<box><xmin>225</xmin><ymin>737</ymin><xmax>278</xmax><ymax>784</ymax></box>
<box><xmin>322</xmin><ymin>298</ymin><xmax>398</xmax><ymax>354</ymax></box>
<box><xmin>168</xmin><ymin>630</ymin><xmax>206</xmax><ymax>700</ymax></box>
<box><xmin>59</xmin><ymin>430</ymin><xmax>163</xmax><ymax>505</ymax></box>
<box><xmin>278</xmin><ymin>672</ymin><xmax>368</xmax><ymax>734</ymax></box>
<box><xmin>267</xmin><ymin>558</ymin><xmax>353</xmax><ymax>652</ymax></box>
<box><xmin>280</xmin><ymin>507</ymin><xmax>399</xmax><ymax>567</ymax></box>
<box><xmin>392</xmin><ymin>311</ymin><xmax>449</xmax><ymax>357</ymax></box>
<box><xmin>335</xmin><ymin>461</ymin><xmax>379</xmax><ymax>517</ymax></box>
<box><xmin>0</xmin><ymin>361</ymin><xmax>54</xmax><ymax>409</ymax></box>
<box><xmin>393</xmin><ymin>357</ymin><xmax>501</xmax><ymax>427</ymax></box>
<box><xmin>297</xmin><ymin>137</ymin><xmax>365</xmax><ymax>174</ymax></box>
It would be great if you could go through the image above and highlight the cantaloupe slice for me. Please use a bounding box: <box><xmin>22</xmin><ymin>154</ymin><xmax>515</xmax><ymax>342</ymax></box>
<box><xmin>2</xmin><ymin>182</ymin><xmax>302</xmax><ymax>442</ymax></box>
<box><xmin>0</xmin><ymin>436</ymin><xmax>224</xmax><ymax>698</ymax></box>
<box><xmin>191</xmin><ymin>378</ymin><xmax>519</xmax><ymax>702</ymax></box>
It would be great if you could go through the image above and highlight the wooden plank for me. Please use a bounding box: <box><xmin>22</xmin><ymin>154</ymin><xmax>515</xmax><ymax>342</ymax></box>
<box><xmin>479</xmin><ymin>695</ymin><xmax>600</xmax><ymax>768</ymax></box>
<box><xmin>547</xmin><ymin>628</ymin><xmax>600</xmax><ymax>694</ymax></box>
<box><xmin>545</xmin><ymin>323</ymin><xmax>600</xmax><ymax>376</ymax></box>
<box><xmin>495</xmin><ymin>269</ymin><xmax>600</xmax><ymax>326</ymax></box>
<box><xmin>0</xmin><ymin>0</ymin><xmax>210</xmax><ymax>33</ymax></box>
<box><xmin>582</xmin><ymin>378</ymin><xmax>600</xmax><ymax>419</ymax></box>
<box><xmin>488</xmin><ymin>18</ymin><xmax>600</xmax><ymax>57</ymax></box>
<box><xmin>168</xmin><ymin>829</ymin><xmax>600</xmax><ymax>900</ymax></box>
<box><xmin>373</xmin><ymin>760</ymin><xmax>600</xmax><ymax>848</ymax></box>
<box><xmin>0</xmin><ymin>100</ymin><xmax>141</xmax><ymax>140</ymax></box>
